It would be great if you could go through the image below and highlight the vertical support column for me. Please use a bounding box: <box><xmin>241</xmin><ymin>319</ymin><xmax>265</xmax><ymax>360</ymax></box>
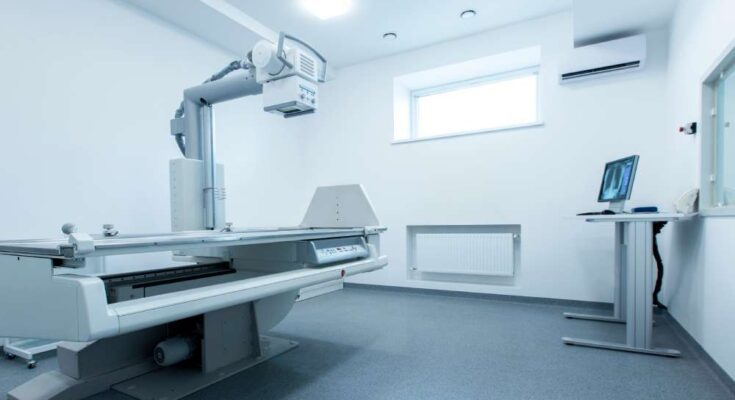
<box><xmin>183</xmin><ymin>99</ymin><xmax>203</xmax><ymax>160</ymax></box>
<box><xmin>179</xmin><ymin>73</ymin><xmax>262</xmax><ymax>232</ymax></box>
<box><xmin>202</xmin><ymin>302</ymin><xmax>260</xmax><ymax>373</ymax></box>
<box><xmin>613</xmin><ymin>222</ymin><xmax>627</xmax><ymax>321</ymax></box>
<box><xmin>201</xmin><ymin>105</ymin><xmax>216</xmax><ymax>230</ymax></box>
<box><xmin>625</xmin><ymin>221</ymin><xmax>654</xmax><ymax>348</ymax></box>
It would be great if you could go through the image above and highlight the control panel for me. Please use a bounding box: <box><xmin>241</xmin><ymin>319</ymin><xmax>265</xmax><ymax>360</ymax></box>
<box><xmin>302</xmin><ymin>237</ymin><xmax>369</xmax><ymax>266</ymax></box>
<box><xmin>262</xmin><ymin>75</ymin><xmax>318</xmax><ymax>118</ymax></box>
<box><xmin>299</xmin><ymin>84</ymin><xmax>317</xmax><ymax>106</ymax></box>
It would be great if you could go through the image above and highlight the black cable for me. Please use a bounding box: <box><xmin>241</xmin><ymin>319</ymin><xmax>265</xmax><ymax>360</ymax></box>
<box><xmin>174</xmin><ymin>134</ymin><xmax>186</xmax><ymax>155</ymax></box>
<box><xmin>652</xmin><ymin>221</ymin><xmax>667</xmax><ymax>309</ymax></box>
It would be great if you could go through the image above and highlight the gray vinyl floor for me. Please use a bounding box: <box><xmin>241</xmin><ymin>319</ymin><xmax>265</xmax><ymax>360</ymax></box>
<box><xmin>1</xmin><ymin>286</ymin><xmax>733</xmax><ymax>400</ymax></box>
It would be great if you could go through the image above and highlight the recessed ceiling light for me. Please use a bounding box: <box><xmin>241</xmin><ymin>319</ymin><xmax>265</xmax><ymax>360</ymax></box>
<box><xmin>460</xmin><ymin>9</ymin><xmax>477</xmax><ymax>19</ymax></box>
<box><xmin>300</xmin><ymin>0</ymin><xmax>352</xmax><ymax>20</ymax></box>
<box><xmin>383</xmin><ymin>32</ymin><xmax>398</xmax><ymax>40</ymax></box>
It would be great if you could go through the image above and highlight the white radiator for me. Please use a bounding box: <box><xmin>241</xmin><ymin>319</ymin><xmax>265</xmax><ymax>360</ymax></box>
<box><xmin>413</xmin><ymin>233</ymin><xmax>515</xmax><ymax>276</ymax></box>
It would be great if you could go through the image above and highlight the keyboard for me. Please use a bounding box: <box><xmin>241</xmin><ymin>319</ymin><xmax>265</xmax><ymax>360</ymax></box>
<box><xmin>576</xmin><ymin>210</ymin><xmax>616</xmax><ymax>216</ymax></box>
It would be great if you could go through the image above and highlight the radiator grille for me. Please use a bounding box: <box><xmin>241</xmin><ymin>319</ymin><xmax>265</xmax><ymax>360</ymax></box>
<box><xmin>414</xmin><ymin>233</ymin><xmax>515</xmax><ymax>276</ymax></box>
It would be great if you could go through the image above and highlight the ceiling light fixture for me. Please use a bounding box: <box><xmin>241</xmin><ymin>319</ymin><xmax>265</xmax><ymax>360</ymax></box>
<box><xmin>460</xmin><ymin>9</ymin><xmax>477</xmax><ymax>19</ymax></box>
<box><xmin>301</xmin><ymin>0</ymin><xmax>352</xmax><ymax>20</ymax></box>
<box><xmin>383</xmin><ymin>32</ymin><xmax>398</xmax><ymax>40</ymax></box>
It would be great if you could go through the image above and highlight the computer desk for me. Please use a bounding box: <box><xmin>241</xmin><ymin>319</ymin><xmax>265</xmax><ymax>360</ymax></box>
<box><xmin>562</xmin><ymin>212</ymin><xmax>695</xmax><ymax>357</ymax></box>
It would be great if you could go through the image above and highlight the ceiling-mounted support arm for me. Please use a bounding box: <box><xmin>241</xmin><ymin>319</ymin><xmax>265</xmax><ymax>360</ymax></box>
<box><xmin>171</xmin><ymin>60</ymin><xmax>251</xmax><ymax>156</ymax></box>
<box><xmin>170</xmin><ymin>32</ymin><xmax>326</xmax><ymax>230</ymax></box>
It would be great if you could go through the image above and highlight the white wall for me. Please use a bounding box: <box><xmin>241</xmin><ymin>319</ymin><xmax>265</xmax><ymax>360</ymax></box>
<box><xmin>3</xmin><ymin>0</ymin><xmax>733</xmax><ymax>381</ymax></box>
<box><xmin>215</xmin><ymin>97</ymin><xmax>315</xmax><ymax>228</ymax></box>
<box><xmin>661</xmin><ymin>0</ymin><xmax>735</xmax><ymax>380</ymax></box>
<box><xmin>0</xmin><ymin>0</ymin><xmax>310</xmax><ymax>270</ymax></box>
<box><xmin>305</xmin><ymin>12</ymin><xmax>671</xmax><ymax>302</ymax></box>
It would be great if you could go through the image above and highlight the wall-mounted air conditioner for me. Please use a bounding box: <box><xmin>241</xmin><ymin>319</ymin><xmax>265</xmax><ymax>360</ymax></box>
<box><xmin>560</xmin><ymin>34</ymin><xmax>646</xmax><ymax>83</ymax></box>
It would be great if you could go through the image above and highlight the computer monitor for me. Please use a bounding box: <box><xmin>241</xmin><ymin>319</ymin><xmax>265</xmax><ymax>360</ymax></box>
<box><xmin>597</xmin><ymin>155</ymin><xmax>639</xmax><ymax>212</ymax></box>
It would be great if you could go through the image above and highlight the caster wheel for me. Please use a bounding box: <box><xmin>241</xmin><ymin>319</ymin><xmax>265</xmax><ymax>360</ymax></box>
<box><xmin>5</xmin><ymin>353</ymin><xmax>16</xmax><ymax>360</ymax></box>
<box><xmin>27</xmin><ymin>361</ymin><xmax>37</xmax><ymax>369</ymax></box>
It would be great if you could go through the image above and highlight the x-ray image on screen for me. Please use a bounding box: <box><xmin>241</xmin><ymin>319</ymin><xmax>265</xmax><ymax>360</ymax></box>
<box><xmin>598</xmin><ymin>156</ymin><xmax>639</xmax><ymax>203</ymax></box>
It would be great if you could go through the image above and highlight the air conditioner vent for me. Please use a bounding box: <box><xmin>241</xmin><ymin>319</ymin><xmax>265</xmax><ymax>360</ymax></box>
<box><xmin>560</xmin><ymin>35</ymin><xmax>646</xmax><ymax>83</ymax></box>
<box><xmin>561</xmin><ymin>61</ymin><xmax>641</xmax><ymax>81</ymax></box>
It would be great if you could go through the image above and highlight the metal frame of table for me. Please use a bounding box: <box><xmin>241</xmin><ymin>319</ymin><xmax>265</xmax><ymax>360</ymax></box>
<box><xmin>562</xmin><ymin>213</ymin><xmax>694</xmax><ymax>357</ymax></box>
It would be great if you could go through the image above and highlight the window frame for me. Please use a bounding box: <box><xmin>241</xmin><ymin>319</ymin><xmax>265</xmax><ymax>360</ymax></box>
<box><xmin>404</xmin><ymin>66</ymin><xmax>542</xmax><ymax>143</ymax></box>
<box><xmin>714</xmin><ymin>65</ymin><xmax>735</xmax><ymax>208</ymax></box>
<box><xmin>701</xmin><ymin>39</ymin><xmax>735</xmax><ymax>217</ymax></box>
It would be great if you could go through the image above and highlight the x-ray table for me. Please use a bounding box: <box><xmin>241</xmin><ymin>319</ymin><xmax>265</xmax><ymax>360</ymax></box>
<box><xmin>562</xmin><ymin>213</ymin><xmax>694</xmax><ymax>357</ymax></box>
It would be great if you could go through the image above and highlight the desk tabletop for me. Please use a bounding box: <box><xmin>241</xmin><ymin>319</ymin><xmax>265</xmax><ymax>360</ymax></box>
<box><xmin>580</xmin><ymin>212</ymin><xmax>697</xmax><ymax>223</ymax></box>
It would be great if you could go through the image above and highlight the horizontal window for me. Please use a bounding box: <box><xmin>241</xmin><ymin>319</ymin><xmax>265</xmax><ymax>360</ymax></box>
<box><xmin>410</xmin><ymin>70</ymin><xmax>540</xmax><ymax>140</ymax></box>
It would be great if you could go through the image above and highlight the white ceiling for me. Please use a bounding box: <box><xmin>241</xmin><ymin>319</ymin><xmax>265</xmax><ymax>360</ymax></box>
<box><xmin>573</xmin><ymin>0</ymin><xmax>678</xmax><ymax>46</ymax></box>
<box><xmin>123</xmin><ymin>0</ymin><xmax>264</xmax><ymax>57</ymax></box>
<box><xmin>122</xmin><ymin>0</ymin><xmax>678</xmax><ymax>67</ymax></box>
<box><xmin>123</xmin><ymin>0</ymin><xmax>571</xmax><ymax>67</ymax></box>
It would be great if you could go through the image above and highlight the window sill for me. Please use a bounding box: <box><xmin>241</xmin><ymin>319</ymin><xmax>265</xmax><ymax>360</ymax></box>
<box><xmin>699</xmin><ymin>207</ymin><xmax>735</xmax><ymax>217</ymax></box>
<box><xmin>392</xmin><ymin>121</ymin><xmax>544</xmax><ymax>145</ymax></box>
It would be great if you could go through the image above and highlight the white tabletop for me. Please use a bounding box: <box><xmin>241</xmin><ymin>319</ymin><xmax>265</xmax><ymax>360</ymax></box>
<box><xmin>580</xmin><ymin>212</ymin><xmax>697</xmax><ymax>223</ymax></box>
<box><xmin>0</xmin><ymin>226</ymin><xmax>383</xmax><ymax>258</ymax></box>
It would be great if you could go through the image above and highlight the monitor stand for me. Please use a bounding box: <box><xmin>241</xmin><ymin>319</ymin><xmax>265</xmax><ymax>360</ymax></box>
<box><xmin>608</xmin><ymin>200</ymin><xmax>625</xmax><ymax>213</ymax></box>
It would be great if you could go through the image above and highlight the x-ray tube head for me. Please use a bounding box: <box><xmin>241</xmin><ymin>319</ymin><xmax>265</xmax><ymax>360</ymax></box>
<box><xmin>250</xmin><ymin>35</ymin><xmax>324</xmax><ymax>118</ymax></box>
<box><xmin>251</xmin><ymin>40</ymin><xmax>283</xmax><ymax>76</ymax></box>
<box><xmin>251</xmin><ymin>37</ymin><xmax>320</xmax><ymax>84</ymax></box>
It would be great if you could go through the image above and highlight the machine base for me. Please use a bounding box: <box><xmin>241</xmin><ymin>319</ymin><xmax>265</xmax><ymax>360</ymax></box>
<box><xmin>7</xmin><ymin>360</ymin><xmax>158</xmax><ymax>400</ymax></box>
<box><xmin>7</xmin><ymin>301</ymin><xmax>299</xmax><ymax>400</ymax></box>
<box><xmin>562</xmin><ymin>337</ymin><xmax>680</xmax><ymax>357</ymax></box>
<box><xmin>113</xmin><ymin>336</ymin><xmax>297</xmax><ymax>400</ymax></box>
<box><xmin>7</xmin><ymin>336</ymin><xmax>298</xmax><ymax>400</ymax></box>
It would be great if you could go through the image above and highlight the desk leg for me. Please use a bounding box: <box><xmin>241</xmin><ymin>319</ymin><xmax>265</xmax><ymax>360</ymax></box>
<box><xmin>563</xmin><ymin>221</ymin><xmax>680</xmax><ymax>357</ymax></box>
<box><xmin>563</xmin><ymin>222</ymin><xmax>626</xmax><ymax>324</ymax></box>
<box><xmin>623</xmin><ymin>221</ymin><xmax>679</xmax><ymax>356</ymax></box>
<box><xmin>615</xmin><ymin>221</ymin><xmax>627</xmax><ymax>321</ymax></box>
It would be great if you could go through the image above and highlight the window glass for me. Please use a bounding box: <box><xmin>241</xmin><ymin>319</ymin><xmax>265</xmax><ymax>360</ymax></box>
<box><xmin>716</xmin><ymin>66</ymin><xmax>735</xmax><ymax>206</ymax></box>
<box><xmin>413</xmin><ymin>73</ymin><xmax>538</xmax><ymax>139</ymax></box>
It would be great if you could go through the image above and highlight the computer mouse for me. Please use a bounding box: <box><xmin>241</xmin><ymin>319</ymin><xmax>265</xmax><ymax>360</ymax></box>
<box><xmin>602</xmin><ymin>209</ymin><xmax>616</xmax><ymax>215</ymax></box>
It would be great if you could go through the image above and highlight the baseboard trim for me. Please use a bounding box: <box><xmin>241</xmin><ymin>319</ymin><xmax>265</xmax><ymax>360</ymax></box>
<box><xmin>343</xmin><ymin>283</ymin><xmax>612</xmax><ymax>310</ymax></box>
<box><xmin>661</xmin><ymin>312</ymin><xmax>735</xmax><ymax>396</ymax></box>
